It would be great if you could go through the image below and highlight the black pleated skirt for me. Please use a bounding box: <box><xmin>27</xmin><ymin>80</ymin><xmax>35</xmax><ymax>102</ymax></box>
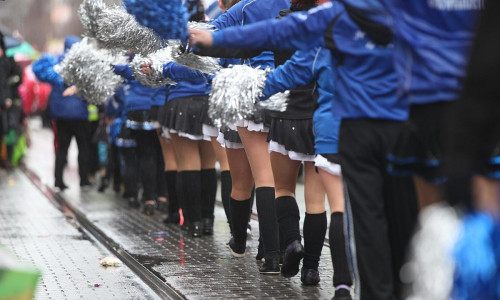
<box><xmin>267</xmin><ymin>117</ymin><xmax>315</xmax><ymax>156</ymax></box>
<box><xmin>159</xmin><ymin>95</ymin><xmax>208</xmax><ymax>137</ymax></box>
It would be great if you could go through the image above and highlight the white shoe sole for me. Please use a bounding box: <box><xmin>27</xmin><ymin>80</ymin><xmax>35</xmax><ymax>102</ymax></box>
<box><xmin>259</xmin><ymin>270</ymin><xmax>280</xmax><ymax>275</ymax></box>
<box><xmin>229</xmin><ymin>248</ymin><xmax>246</xmax><ymax>258</ymax></box>
<box><xmin>227</xmin><ymin>239</ymin><xmax>246</xmax><ymax>258</ymax></box>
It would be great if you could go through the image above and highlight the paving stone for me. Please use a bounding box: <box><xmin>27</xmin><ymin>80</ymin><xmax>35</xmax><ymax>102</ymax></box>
<box><xmin>0</xmin><ymin>170</ymin><xmax>159</xmax><ymax>300</ymax></box>
<box><xmin>26</xmin><ymin>122</ymin><xmax>337</xmax><ymax>299</ymax></box>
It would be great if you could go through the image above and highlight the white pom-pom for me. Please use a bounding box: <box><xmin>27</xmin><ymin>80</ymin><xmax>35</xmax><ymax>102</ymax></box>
<box><xmin>79</xmin><ymin>0</ymin><xmax>105</xmax><ymax>39</ymax></box>
<box><xmin>95</xmin><ymin>6</ymin><xmax>165</xmax><ymax>55</ymax></box>
<box><xmin>256</xmin><ymin>91</ymin><xmax>289</xmax><ymax>112</ymax></box>
<box><xmin>402</xmin><ymin>203</ymin><xmax>461</xmax><ymax>300</ymax></box>
<box><xmin>209</xmin><ymin>65</ymin><xmax>269</xmax><ymax>128</ymax></box>
<box><xmin>56</xmin><ymin>38</ymin><xmax>123</xmax><ymax>105</ymax></box>
<box><xmin>168</xmin><ymin>40</ymin><xmax>221</xmax><ymax>75</ymax></box>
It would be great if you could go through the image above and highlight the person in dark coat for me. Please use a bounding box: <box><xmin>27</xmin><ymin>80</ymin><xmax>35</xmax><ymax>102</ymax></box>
<box><xmin>0</xmin><ymin>31</ymin><xmax>23</xmax><ymax>168</ymax></box>
<box><xmin>32</xmin><ymin>36</ymin><xmax>91</xmax><ymax>190</ymax></box>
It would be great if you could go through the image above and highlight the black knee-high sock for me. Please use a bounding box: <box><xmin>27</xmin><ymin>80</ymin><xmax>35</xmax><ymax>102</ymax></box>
<box><xmin>201</xmin><ymin>168</ymin><xmax>217</xmax><ymax>219</ymax></box>
<box><xmin>165</xmin><ymin>171</ymin><xmax>178</xmax><ymax>214</ymax></box>
<box><xmin>303</xmin><ymin>212</ymin><xmax>327</xmax><ymax>270</ymax></box>
<box><xmin>176</xmin><ymin>172</ymin><xmax>186</xmax><ymax>223</ymax></box>
<box><xmin>230</xmin><ymin>197</ymin><xmax>251</xmax><ymax>244</ymax></box>
<box><xmin>330</xmin><ymin>212</ymin><xmax>352</xmax><ymax>287</ymax></box>
<box><xmin>279</xmin><ymin>224</ymin><xmax>286</xmax><ymax>253</ymax></box>
<box><xmin>220</xmin><ymin>171</ymin><xmax>232</xmax><ymax>230</ymax></box>
<box><xmin>276</xmin><ymin>196</ymin><xmax>301</xmax><ymax>248</ymax></box>
<box><xmin>181</xmin><ymin>171</ymin><xmax>202</xmax><ymax>223</ymax></box>
<box><xmin>248</xmin><ymin>186</ymin><xmax>255</xmax><ymax>223</ymax></box>
<box><xmin>255</xmin><ymin>187</ymin><xmax>279</xmax><ymax>259</ymax></box>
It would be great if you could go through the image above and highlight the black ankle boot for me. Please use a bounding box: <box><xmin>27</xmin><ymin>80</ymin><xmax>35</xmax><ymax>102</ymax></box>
<box><xmin>259</xmin><ymin>256</ymin><xmax>280</xmax><ymax>275</ymax></box>
<box><xmin>98</xmin><ymin>178</ymin><xmax>109</xmax><ymax>192</ymax></box>
<box><xmin>163</xmin><ymin>212</ymin><xmax>180</xmax><ymax>224</ymax></box>
<box><xmin>55</xmin><ymin>182</ymin><xmax>68</xmax><ymax>191</ymax></box>
<box><xmin>281</xmin><ymin>240</ymin><xmax>304</xmax><ymax>278</ymax></box>
<box><xmin>128</xmin><ymin>197</ymin><xmax>140</xmax><ymax>208</ymax></box>
<box><xmin>255</xmin><ymin>236</ymin><xmax>265</xmax><ymax>262</ymax></box>
<box><xmin>202</xmin><ymin>218</ymin><xmax>214</xmax><ymax>235</ymax></box>
<box><xmin>332</xmin><ymin>287</ymin><xmax>352</xmax><ymax>300</ymax></box>
<box><xmin>190</xmin><ymin>221</ymin><xmax>202</xmax><ymax>237</ymax></box>
<box><xmin>143</xmin><ymin>202</ymin><xmax>155</xmax><ymax>216</ymax></box>
<box><xmin>301</xmin><ymin>268</ymin><xmax>320</xmax><ymax>286</ymax></box>
<box><xmin>157</xmin><ymin>200</ymin><xmax>168</xmax><ymax>213</ymax></box>
<box><xmin>228</xmin><ymin>237</ymin><xmax>246</xmax><ymax>258</ymax></box>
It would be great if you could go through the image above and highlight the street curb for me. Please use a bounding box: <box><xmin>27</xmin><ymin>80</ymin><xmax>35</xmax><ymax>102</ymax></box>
<box><xmin>22</xmin><ymin>166</ymin><xmax>186</xmax><ymax>300</ymax></box>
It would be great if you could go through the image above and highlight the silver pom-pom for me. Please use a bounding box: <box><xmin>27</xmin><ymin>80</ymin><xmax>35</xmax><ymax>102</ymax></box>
<box><xmin>209</xmin><ymin>65</ymin><xmax>269</xmax><ymax>128</ymax></box>
<box><xmin>256</xmin><ymin>91</ymin><xmax>289</xmax><ymax>112</ymax></box>
<box><xmin>188</xmin><ymin>21</ymin><xmax>216</xmax><ymax>31</ymax></box>
<box><xmin>95</xmin><ymin>6</ymin><xmax>165</xmax><ymax>55</ymax></box>
<box><xmin>168</xmin><ymin>40</ymin><xmax>221</xmax><ymax>75</ymax></box>
<box><xmin>131</xmin><ymin>48</ymin><xmax>177</xmax><ymax>88</ymax></box>
<box><xmin>130</xmin><ymin>41</ymin><xmax>220</xmax><ymax>87</ymax></box>
<box><xmin>55</xmin><ymin>38</ymin><xmax>123</xmax><ymax>105</ymax></box>
<box><xmin>79</xmin><ymin>0</ymin><xmax>105</xmax><ymax>39</ymax></box>
<box><xmin>402</xmin><ymin>203</ymin><xmax>461</xmax><ymax>300</ymax></box>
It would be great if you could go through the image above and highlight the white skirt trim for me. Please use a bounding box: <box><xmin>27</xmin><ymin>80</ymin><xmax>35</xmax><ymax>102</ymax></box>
<box><xmin>202</xmin><ymin>124</ymin><xmax>219</xmax><ymax>138</ymax></box>
<box><xmin>268</xmin><ymin>141</ymin><xmax>315</xmax><ymax>162</ymax></box>
<box><xmin>163</xmin><ymin>126</ymin><xmax>210</xmax><ymax>141</ymax></box>
<box><xmin>314</xmin><ymin>155</ymin><xmax>342</xmax><ymax>176</ymax></box>
<box><xmin>217</xmin><ymin>131</ymin><xmax>244</xmax><ymax>149</ymax></box>
<box><xmin>229</xmin><ymin>120</ymin><xmax>269</xmax><ymax>133</ymax></box>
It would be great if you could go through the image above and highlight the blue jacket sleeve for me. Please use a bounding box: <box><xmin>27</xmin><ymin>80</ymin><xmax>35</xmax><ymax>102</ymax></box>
<box><xmin>32</xmin><ymin>54</ymin><xmax>64</xmax><ymax>89</ymax></box>
<box><xmin>210</xmin><ymin>0</ymin><xmax>245</xmax><ymax>29</ymax></box>
<box><xmin>212</xmin><ymin>2</ymin><xmax>341</xmax><ymax>51</ymax></box>
<box><xmin>163</xmin><ymin>62</ymin><xmax>204</xmax><ymax>81</ymax></box>
<box><xmin>262</xmin><ymin>49</ymin><xmax>317</xmax><ymax>98</ymax></box>
<box><xmin>113</xmin><ymin>64</ymin><xmax>135</xmax><ymax>81</ymax></box>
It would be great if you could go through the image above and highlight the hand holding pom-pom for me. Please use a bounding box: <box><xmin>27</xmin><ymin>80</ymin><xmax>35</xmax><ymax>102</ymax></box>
<box><xmin>63</xmin><ymin>85</ymin><xmax>79</xmax><ymax>97</ymax></box>
<box><xmin>189</xmin><ymin>29</ymin><xmax>214</xmax><ymax>47</ymax></box>
<box><xmin>140</xmin><ymin>61</ymin><xmax>153</xmax><ymax>75</ymax></box>
<box><xmin>131</xmin><ymin>50</ymin><xmax>177</xmax><ymax>88</ymax></box>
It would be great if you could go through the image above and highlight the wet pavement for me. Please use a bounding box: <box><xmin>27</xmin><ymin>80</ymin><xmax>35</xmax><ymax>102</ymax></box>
<box><xmin>0</xmin><ymin>169</ymin><xmax>159</xmax><ymax>299</ymax></box>
<box><xmin>24</xmin><ymin>119</ymin><xmax>337</xmax><ymax>299</ymax></box>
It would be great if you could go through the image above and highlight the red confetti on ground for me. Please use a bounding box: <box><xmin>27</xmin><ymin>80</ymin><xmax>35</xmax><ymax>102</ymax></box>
<box><xmin>179</xmin><ymin>208</ymin><xmax>184</xmax><ymax>226</ymax></box>
<box><xmin>155</xmin><ymin>238</ymin><xmax>164</xmax><ymax>242</ymax></box>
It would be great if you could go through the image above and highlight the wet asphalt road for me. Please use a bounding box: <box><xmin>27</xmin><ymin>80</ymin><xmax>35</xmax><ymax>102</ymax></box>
<box><xmin>0</xmin><ymin>169</ymin><xmax>159</xmax><ymax>299</ymax></box>
<box><xmin>20</xmin><ymin>119</ymin><xmax>337</xmax><ymax>299</ymax></box>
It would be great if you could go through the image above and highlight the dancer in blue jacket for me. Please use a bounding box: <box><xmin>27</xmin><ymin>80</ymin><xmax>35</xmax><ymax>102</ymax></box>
<box><xmin>262</xmin><ymin>44</ymin><xmax>352</xmax><ymax>297</ymax></box>
<box><xmin>113</xmin><ymin>58</ymin><xmax>167</xmax><ymax>215</ymax></box>
<box><xmin>193</xmin><ymin>0</ymin><xmax>487</xmax><ymax>210</ymax></box>
<box><xmin>157</xmin><ymin>60</ymin><xmax>217</xmax><ymax>237</ymax></box>
<box><xmin>33</xmin><ymin>36</ymin><xmax>92</xmax><ymax>191</ymax></box>
<box><xmin>189</xmin><ymin>2</ymin><xmax>419</xmax><ymax>298</ymax></box>
<box><xmin>207</xmin><ymin>0</ymin><xmax>290</xmax><ymax>274</ymax></box>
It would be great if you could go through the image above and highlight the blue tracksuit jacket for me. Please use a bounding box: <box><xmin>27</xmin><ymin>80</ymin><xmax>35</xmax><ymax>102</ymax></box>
<box><xmin>214</xmin><ymin>0</ymin><xmax>482</xmax><ymax>105</ymax></box>
<box><xmin>262</xmin><ymin>47</ymin><xmax>340</xmax><ymax>154</ymax></box>
<box><xmin>211</xmin><ymin>1</ymin><xmax>406</xmax><ymax>121</ymax></box>
<box><xmin>210</xmin><ymin>0</ymin><xmax>289</xmax><ymax>69</ymax></box>
<box><xmin>161</xmin><ymin>62</ymin><xmax>208</xmax><ymax>101</ymax></box>
<box><xmin>32</xmin><ymin>54</ymin><xmax>89</xmax><ymax>120</ymax></box>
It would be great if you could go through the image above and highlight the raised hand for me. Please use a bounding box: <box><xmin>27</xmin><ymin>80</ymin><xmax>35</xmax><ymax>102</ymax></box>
<box><xmin>189</xmin><ymin>29</ymin><xmax>214</xmax><ymax>47</ymax></box>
